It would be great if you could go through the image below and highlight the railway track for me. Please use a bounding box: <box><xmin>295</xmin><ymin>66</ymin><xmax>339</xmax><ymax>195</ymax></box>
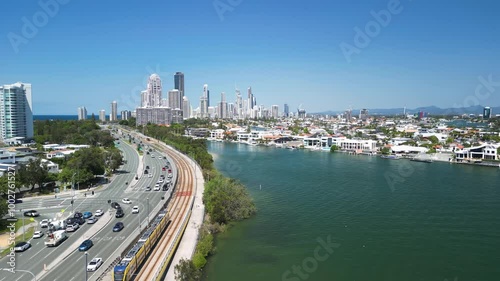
<box><xmin>133</xmin><ymin>141</ymin><xmax>195</xmax><ymax>281</ymax></box>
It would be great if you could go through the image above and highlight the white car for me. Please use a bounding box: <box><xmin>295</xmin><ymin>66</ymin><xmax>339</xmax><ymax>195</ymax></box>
<box><xmin>132</xmin><ymin>206</ymin><xmax>139</xmax><ymax>214</ymax></box>
<box><xmin>153</xmin><ymin>184</ymin><xmax>160</xmax><ymax>191</ymax></box>
<box><xmin>148</xmin><ymin>173</ymin><xmax>153</xmax><ymax>178</ymax></box>
<box><xmin>158</xmin><ymin>156</ymin><xmax>162</xmax><ymax>159</ymax></box>
<box><xmin>94</xmin><ymin>209</ymin><xmax>104</xmax><ymax>217</ymax></box>
<box><xmin>151</xmin><ymin>154</ymin><xmax>155</xmax><ymax>158</ymax></box>
<box><xmin>87</xmin><ymin>257</ymin><xmax>103</xmax><ymax>271</ymax></box>
<box><xmin>158</xmin><ymin>179</ymin><xmax>164</xmax><ymax>183</ymax></box>
<box><xmin>122</xmin><ymin>198</ymin><xmax>132</xmax><ymax>204</ymax></box>
<box><xmin>39</xmin><ymin>219</ymin><xmax>49</xmax><ymax>228</ymax></box>
<box><xmin>33</xmin><ymin>231</ymin><xmax>44</xmax><ymax>239</ymax></box>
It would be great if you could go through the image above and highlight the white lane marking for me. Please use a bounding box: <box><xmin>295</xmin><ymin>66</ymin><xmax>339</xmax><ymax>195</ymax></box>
<box><xmin>0</xmin><ymin>276</ymin><xmax>6</xmax><ymax>281</ymax></box>
<box><xmin>29</xmin><ymin>246</ymin><xmax>47</xmax><ymax>260</ymax></box>
<box><xmin>14</xmin><ymin>274</ymin><xmax>24</xmax><ymax>281</ymax></box>
<box><xmin>69</xmin><ymin>277</ymin><xmax>75</xmax><ymax>281</ymax></box>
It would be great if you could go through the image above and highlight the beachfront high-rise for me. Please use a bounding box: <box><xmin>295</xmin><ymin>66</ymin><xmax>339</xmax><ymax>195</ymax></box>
<box><xmin>110</xmin><ymin>101</ymin><xmax>118</xmax><ymax>121</ymax></box>
<box><xmin>0</xmin><ymin>82</ymin><xmax>34</xmax><ymax>140</ymax></box>
<box><xmin>146</xmin><ymin>74</ymin><xmax>162</xmax><ymax>107</ymax></box>
<box><xmin>174</xmin><ymin>72</ymin><xmax>184</xmax><ymax>98</ymax></box>
<box><xmin>78</xmin><ymin>106</ymin><xmax>87</xmax><ymax>120</ymax></box>
<box><xmin>168</xmin><ymin>89</ymin><xmax>182</xmax><ymax>110</ymax></box>
<box><xmin>99</xmin><ymin>110</ymin><xmax>106</xmax><ymax>122</ymax></box>
<box><xmin>284</xmin><ymin>103</ymin><xmax>289</xmax><ymax>117</ymax></box>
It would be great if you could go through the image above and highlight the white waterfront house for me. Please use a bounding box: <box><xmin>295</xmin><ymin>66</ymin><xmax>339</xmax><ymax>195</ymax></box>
<box><xmin>209</xmin><ymin>129</ymin><xmax>225</xmax><ymax>140</ymax></box>
<box><xmin>454</xmin><ymin>144</ymin><xmax>500</xmax><ymax>161</ymax></box>
<box><xmin>339</xmin><ymin>139</ymin><xmax>377</xmax><ymax>152</ymax></box>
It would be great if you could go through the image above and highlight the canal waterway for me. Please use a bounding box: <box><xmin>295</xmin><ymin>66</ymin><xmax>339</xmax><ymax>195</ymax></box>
<box><xmin>204</xmin><ymin>142</ymin><xmax>500</xmax><ymax>281</ymax></box>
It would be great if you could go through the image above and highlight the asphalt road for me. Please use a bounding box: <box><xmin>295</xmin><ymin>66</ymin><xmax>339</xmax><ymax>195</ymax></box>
<box><xmin>0</xmin><ymin>137</ymin><xmax>177</xmax><ymax>281</ymax></box>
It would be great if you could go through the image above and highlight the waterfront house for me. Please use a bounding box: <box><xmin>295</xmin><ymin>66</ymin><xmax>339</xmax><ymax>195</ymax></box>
<box><xmin>454</xmin><ymin>143</ymin><xmax>500</xmax><ymax>161</ymax></box>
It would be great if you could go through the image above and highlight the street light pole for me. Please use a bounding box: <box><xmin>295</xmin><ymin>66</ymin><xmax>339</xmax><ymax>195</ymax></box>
<box><xmin>85</xmin><ymin>252</ymin><xmax>88</xmax><ymax>281</ymax></box>
<box><xmin>22</xmin><ymin>218</ymin><xmax>25</xmax><ymax>241</ymax></box>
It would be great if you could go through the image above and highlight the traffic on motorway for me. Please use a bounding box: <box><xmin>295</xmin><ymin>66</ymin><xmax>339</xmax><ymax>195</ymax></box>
<box><xmin>0</xmin><ymin>132</ymin><xmax>177</xmax><ymax>281</ymax></box>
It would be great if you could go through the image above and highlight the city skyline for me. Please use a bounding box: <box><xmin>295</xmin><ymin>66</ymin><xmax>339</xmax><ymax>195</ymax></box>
<box><xmin>1</xmin><ymin>0</ymin><xmax>500</xmax><ymax>115</ymax></box>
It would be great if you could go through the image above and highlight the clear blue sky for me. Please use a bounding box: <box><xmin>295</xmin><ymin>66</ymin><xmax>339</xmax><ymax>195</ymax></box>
<box><xmin>1</xmin><ymin>0</ymin><xmax>499</xmax><ymax>115</ymax></box>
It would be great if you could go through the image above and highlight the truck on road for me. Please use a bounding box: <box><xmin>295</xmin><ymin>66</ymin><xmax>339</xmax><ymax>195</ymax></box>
<box><xmin>45</xmin><ymin>230</ymin><xmax>68</xmax><ymax>247</ymax></box>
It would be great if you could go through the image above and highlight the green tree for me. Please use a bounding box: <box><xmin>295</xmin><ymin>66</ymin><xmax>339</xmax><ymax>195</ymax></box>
<box><xmin>330</xmin><ymin>145</ymin><xmax>339</xmax><ymax>153</ymax></box>
<box><xmin>18</xmin><ymin>158</ymin><xmax>49</xmax><ymax>191</ymax></box>
<box><xmin>381</xmin><ymin>147</ymin><xmax>391</xmax><ymax>155</ymax></box>
<box><xmin>104</xmin><ymin>148</ymin><xmax>124</xmax><ymax>173</ymax></box>
<box><xmin>427</xmin><ymin>135</ymin><xmax>439</xmax><ymax>144</ymax></box>
<box><xmin>174</xmin><ymin>259</ymin><xmax>201</xmax><ymax>281</ymax></box>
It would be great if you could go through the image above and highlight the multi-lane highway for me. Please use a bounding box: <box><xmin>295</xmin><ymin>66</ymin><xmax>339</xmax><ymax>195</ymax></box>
<box><xmin>0</xmin><ymin>136</ymin><xmax>177</xmax><ymax>281</ymax></box>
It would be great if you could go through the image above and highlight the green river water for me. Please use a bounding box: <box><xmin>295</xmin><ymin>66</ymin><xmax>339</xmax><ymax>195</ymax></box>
<box><xmin>203</xmin><ymin>142</ymin><xmax>500</xmax><ymax>281</ymax></box>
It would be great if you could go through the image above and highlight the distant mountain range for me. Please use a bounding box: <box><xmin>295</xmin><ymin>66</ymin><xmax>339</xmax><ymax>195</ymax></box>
<box><xmin>315</xmin><ymin>105</ymin><xmax>500</xmax><ymax>116</ymax></box>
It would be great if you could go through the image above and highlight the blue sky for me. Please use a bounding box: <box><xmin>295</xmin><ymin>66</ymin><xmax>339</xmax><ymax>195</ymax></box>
<box><xmin>1</xmin><ymin>0</ymin><xmax>499</xmax><ymax>115</ymax></box>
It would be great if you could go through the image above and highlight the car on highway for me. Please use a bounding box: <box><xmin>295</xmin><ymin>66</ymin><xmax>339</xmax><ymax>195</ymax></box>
<box><xmin>66</xmin><ymin>223</ymin><xmax>79</xmax><ymax>232</ymax></box>
<box><xmin>158</xmin><ymin>178</ymin><xmax>164</xmax><ymax>183</ymax></box>
<box><xmin>151</xmin><ymin>154</ymin><xmax>155</xmax><ymax>158</ymax></box>
<box><xmin>115</xmin><ymin>208</ymin><xmax>124</xmax><ymax>218</ymax></box>
<box><xmin>148</xmin><ymin>173</ymin><xmax>153</xmax><ymax>178</ymax></box>
<box><xmin>144</xmin><ymin>169</ymin><xmax>148</xmax><ymax>174</ymax></box>
<box><xmin>154</xmin><ymin>184</ymin><xmax>160</xmax><ymax>191</ymax></box>
<box><xmin>113</xmin><ymin>222</ymin><xmax>124</xmax><ymax>232</ymax></box>
<box><xmin>95</xmin><ymin>209</ymin><xmax>104</xmax><ymax>217</ymax></box>
<box><xmin>40</xmin><ymin>219</ymin><xmax>49</xmax><ymax>228</ymax></box>
<box><xmin>78</xmin><ymin>239</ymin><xmax>93</xmax><ymax>251</ymax></box>
<box><xmin>122</xmin><ymin>198</ymin><xmax>132</xmax><ymax>204</ymax></box>
<box><xmin>83</xmin><ymin>211</ymin><xmax>92</xmax><ymax>219</ymax></box>
<box><xmin>111</xmin><ymin>202</ymin><xmax>121</xmax><ymax>209</ymax></box>
<box><xmin>162</xmin><ymin>167</ymin><xmax>166</xmax><ymax>171</ymax></box>
<box><xmin>168</xmin><ymin>173</ymin><xmax>173</xmax><ymax>179</ymax></box>
<box><xmin>145</xmin><ymin>186</ymin><xmax>151</xmax><ymax>191</ymax></box>
<box><xmin>74</xmin><ymin>212</ymin><xmax>83</xmax><ymax>219</ymax></box>
<box><xmin>87</xmin><ymin>216</ymin><xmax>98</xmax><ymax>224</ymax></box>
<box><xmin>132</xmin><ymin>206</ymin><xmax>139</xmax><ymax>214</ymax></box>
<box><xmin>87</xmin><ymin>257</ymin><xmax>103</xmax><ymax>271</ymax></box>
<box><xmin>14</xmin><ymin>242</ymin><xmax>31</xmax><ymax>252</ymax></box>
<box><xmin>146</xmin><ymin>165</ymin><xmax>150</xmax><ymax>170</ymax></box>
<box><xmin>158</xmin><ymin>156</ymin><xmax>162</xmax><ymax>159</ymax></box>
<box><xmin>23</xmin><ymin>210</ymin><xmax>39</xmax><ymax>217</ymax></box>
<box><xmin>33</xmin><ymin>231</ymin><xmax>44</xmax><ymax>239</ymax></box>
<box><xmin>74</xmin><ymin>217</ymin><xmax>85</xmax><ymax>225</ymax></box>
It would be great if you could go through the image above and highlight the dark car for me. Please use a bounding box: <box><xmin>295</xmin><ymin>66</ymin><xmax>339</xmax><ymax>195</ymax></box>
<box><xmin>23</xmin><ymin>210</ymin><xmax>39</xmax><ymax>217</ymax></box>
<box><xmin>66</xmin><ymin>217</ymin><xmax>75</xmax><ymax>225</ymax></box>
<box><xmin>146</xmin><ymin>165</ymin><xmax>150</xmax><ymax>170</ymax></box>
<box><xmin>74</xmin><ymin>217</ymin><xmax>85</xmax><ymax>225</ymax></box>
<box><xmin>115</xmin><ymin>208</ymin><xmax>124</xmax><ymax>218</ymax></box>
<box><xmin>113</xmin><ymin>222</ymin><xmax>124</xmax><ymax>232</ymax></box>
<box><xmin>14</xmin><ymin>199</ymin><xmax>23</xmax><ymax>204</ymax></box>
<box><xmin>144</xmin><ymin>169</ymin><xmax>148</xmax><ymax>174</ymax></box>
<box><xmin>78</xmin><ymin>239</ymin><xmax>93</xmax><ymax>251</ymax></box>
<box><xmin>74</xmin><ymin>212</ymin><xmax>83</xmax><ymax>219</ymax></box>
<box><xmin>111</xmin><ymin>202</ymin><xmax>120</xmax><ymax>209</ymax></box>
<box><xmin>162</xmin><ymin>184</ymin><xmax>169</xmax><ymax>191</ymax></box>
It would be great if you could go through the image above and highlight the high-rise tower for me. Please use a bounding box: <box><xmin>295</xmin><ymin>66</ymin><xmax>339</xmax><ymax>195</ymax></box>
<box><xmin>147</xmin><ymin>74</ymin><xmax>162</xmax><ymax>107</ymax></box>
<box><xmin>0</xmin><ymin>82</ymin><xmax>33</xmax><ymax>139</ymax></box>
<box><xmin>174</xmin><ymin>72</ymin><xmax>185</xmax><ymax>98</ymax></box>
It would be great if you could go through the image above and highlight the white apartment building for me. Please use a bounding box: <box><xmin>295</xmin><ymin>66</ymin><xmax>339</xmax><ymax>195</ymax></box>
<box><xmin>0</xmin><ymin>82</ymin><xmax>34</xmax><ymax>140</ymax></box>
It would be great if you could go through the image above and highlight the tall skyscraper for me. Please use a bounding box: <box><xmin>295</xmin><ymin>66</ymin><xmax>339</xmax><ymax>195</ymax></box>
<box><xmin>147</xmin><ymin>74</ymin><xmax>162</xmax><ymax>107</ymax></box>
<box><xmin>0</xmin><ymin>82</ymin><xmax>33</xmax><ymax>140</ymax></box>
<box><xmin>141</xmin><ymin>90</ymin><xmax>148</xmax><ymax>107</ymax></box>
<box><xmin>168</xmin><ymin>89</ymin><xmax>182</xmax><ymax>110</ymax></box>
<box><xmin>99</xmin><ymin>110</ymin><xmax>106</xmax><ymax>122</ymax></box>
<box><xmin>235</xmin><ymin>89</ymin><xmax>242</xmax><ymax>119</ymax></box>
<box><xmin>121</xmin><ymin>110</ymin><xmax>131</xmax><ymax>120</ymax></box>
<box><xmin>200</xmin><ymin>84</ymin><xmax>209</xmax><ymax>118</ymax></box>
<box><xmin>110</xmin><ymin>101</ymin><xmax>118</xmax><ymax>121</ymax></box>
<box><xmin>483</xmin><ymin>107</ymin><xmax>492</xmax><ymax>119</ymax></box>
<box><xmin>174</xmin><ymin>72</ymin><xmax>185</xmax><ymax>98</ymax></box>
<box><xmin>247</xmin><ymin>87</ymin><xmax>253</xmax><ymax>114</ymax></box>
<box><xmin>271</xmin><ymin>105</ymin><xmax>279</xmax><ymax>119</ymax></box>
<box><xmin>219</xmin><ymin>92</ymin><xmax>227</xmax><ymax>119</ymax></box>
<box><xmin>359</xmin><ymin>109</ymin><xmax>369</xmax><ymax>121</ymax></box>
<box><xmin>284</xmin><ymin>103</ymin><xmax>289</xmax><ymax>117</ymax></box>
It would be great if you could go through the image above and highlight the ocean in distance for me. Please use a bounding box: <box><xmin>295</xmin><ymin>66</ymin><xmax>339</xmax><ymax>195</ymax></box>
<box><xmin>205</xmin><ymin>142</ymin><xmax>500</xmax><ymax>281</ymax></box>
